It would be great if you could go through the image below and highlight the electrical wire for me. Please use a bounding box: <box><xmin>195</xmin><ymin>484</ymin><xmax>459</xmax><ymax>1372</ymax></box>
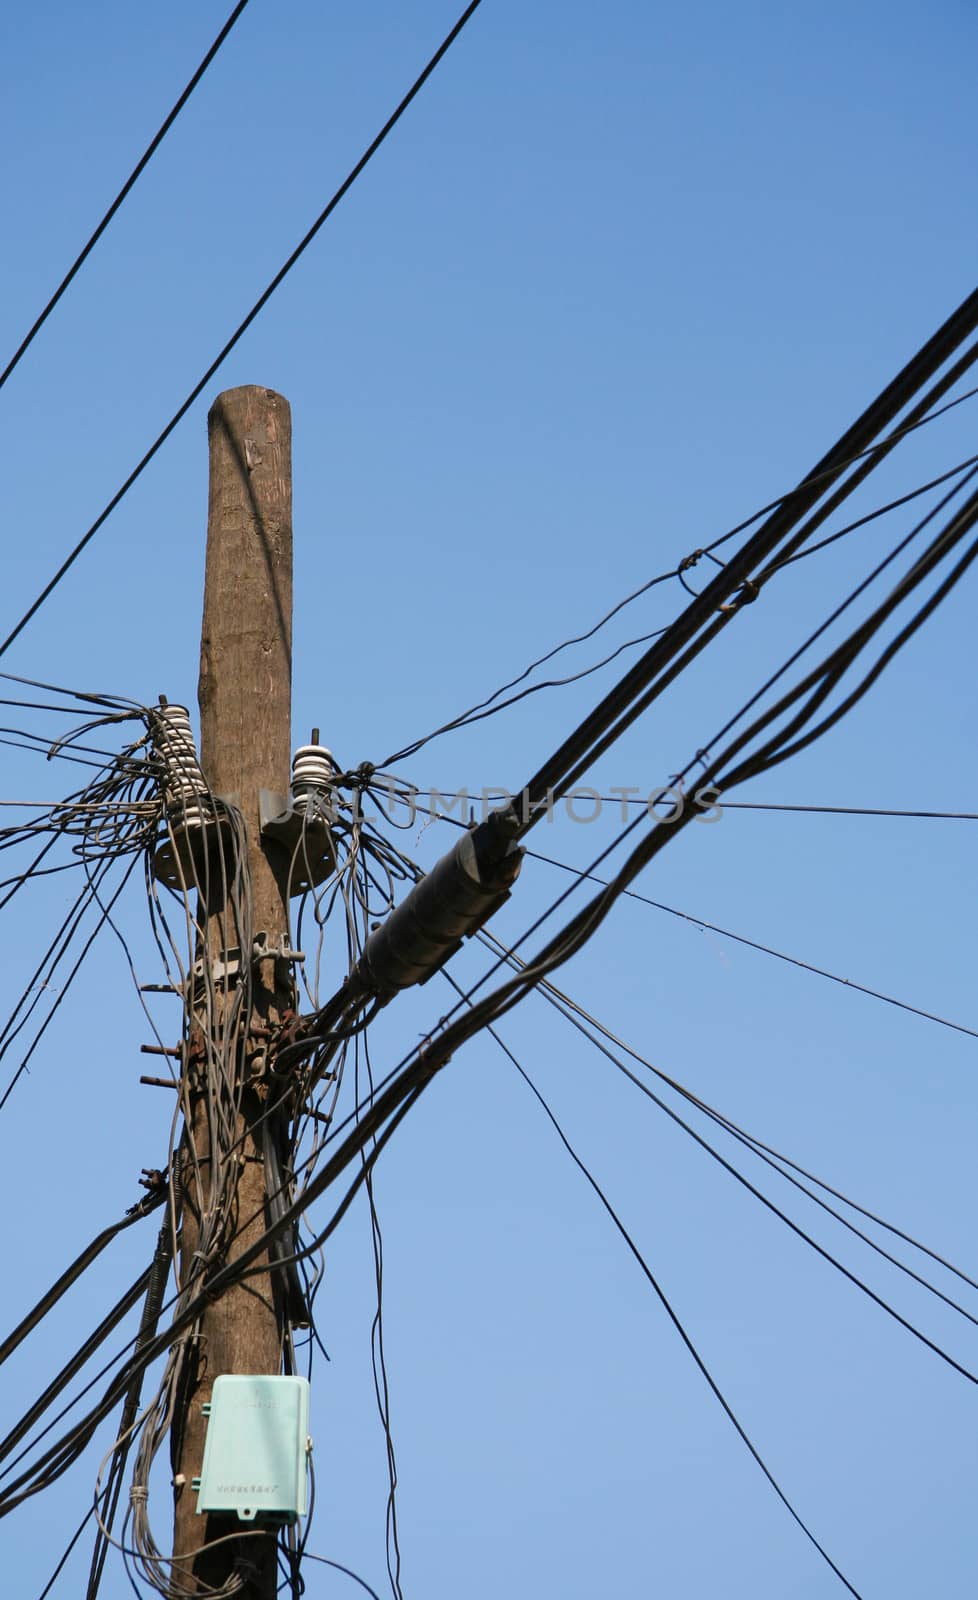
<box><xmin>0</xmin><ymin>1</ymin><xmax>252</xmax><ymax>392</ymax></box>
<box><xmin>436</xmin><ymin>971</ymin><xmax>865</xmax><ymax>1599</ymax></box>
<box><xmin>383</xmin><ymin>442</ymin><xmax>978</xmax><ymax>766</ymax></box>
<box><xmin>0</xmin><ymin>1185</ymin><xmax>165</xmax><ymax>1367</ymax></box>
<box><xmin>0</xmin><ymin>0</ymin><xmax>486</xmax><ymax>659</ymax></box>
<box><xmin>523</xmin><ymin>844</ymin><xmax>978</xmax><ymax>1041</ymax></box>
<box><xmin>513</xmin><ymin>298</ymin><xmax>978</xmax><ymax>818</ymax></box>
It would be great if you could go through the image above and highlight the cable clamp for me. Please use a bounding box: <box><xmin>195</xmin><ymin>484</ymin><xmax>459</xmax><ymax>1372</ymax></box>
<box><xmin>252</xmin><ymin>932</ymin><xmax>305</xmax><ymax>965</ymax></box>
<box><xmin>718</xmin><ymin>577</ymin><xmax>761</xmax><ymax>614</ymax></box>
<box><xmin>188</xmin><ymin>949</ymin><xmax>242</xmax><ymax>991</ymax></box>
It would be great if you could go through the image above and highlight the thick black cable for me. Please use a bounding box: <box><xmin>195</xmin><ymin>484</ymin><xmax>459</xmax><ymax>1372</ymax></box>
<box><xmin>0</xmin><ymin>1266</ymin><xmax>153</xmax><ymax>1471</ymax></box>
<box><xmin>686</xmin><ymin>465</ymin><xmax>978</xmax><ymax>792</ymax></box>
<box><xmin>0</xmin><ymin>1</ymin><xmax>252</xmax><ymax>392</ymax></box>
<box><xmin>321</xmin><ymin>489</ymin><xmax>978</xmax><ymax>1163</ymax></box>
<box><xmin>715</xmin><ymin>514</ymin><xmax>978</xmax><ymax>794</ymax></box>
<box><xmin>515</xmin><ymin>291</ymin><xmax>978</xmax><ymax>817</ymax></box>
<box><xmin>0</xmin><ymin>1186</ymin><xmax>164</xmax><ymax>1367</ymax></box>
<box><xmin>539</xmin><ymin>450</ymin><xmax>978</xmax><ymax>818</ymax></box>
<box><xmin>37</xmin><ymin>1503</ymin><xmax>99</xmax><ymax>1599</ymax></box>
<box><xmin>384</xmin><ymin>443</ymin><xmax>978</xmax><ymax>764</ymax></box>
<box><xmin>309</xmin><ymin>488</ymin><xmax>977</xmax><ymax>1135</ymax></box>
<box><xmin>9</xmin><ymin>495</ymin><xmax>971</xmax><ymax>1517</ymax></box>
<box><xmin>0</xmin><ymin>0</ymin><xmax>485</xmax><ymax>658</ymax></box>
<box><xmin>478</xmin><ymin>501</ymin><xmax>978</xmax><ymax>1020</ymax></box>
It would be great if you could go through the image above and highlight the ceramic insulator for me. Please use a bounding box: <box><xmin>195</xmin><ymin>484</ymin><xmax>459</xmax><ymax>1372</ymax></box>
<box><xmin>152</xmin><ymin>704</ymin><xmax>209</xmax><ymax>824</ymax></box>
<box><xmin>290</xmin><ymin>743</ymin><xmax>337</xmax><ymax>818</ymax></box>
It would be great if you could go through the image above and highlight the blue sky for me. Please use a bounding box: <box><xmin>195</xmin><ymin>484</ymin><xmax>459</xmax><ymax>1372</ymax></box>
<box><xmin>1</xmin><ymin>2</ymin><xmax>976</xmax><ymax>1596</ymax></box>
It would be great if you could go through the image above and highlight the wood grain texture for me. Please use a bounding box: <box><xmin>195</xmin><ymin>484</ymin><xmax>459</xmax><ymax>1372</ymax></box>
<box><xmin>172</xmin><ymin>387</ymin><xmax>293</xmax><ymax>1596</ymax></box>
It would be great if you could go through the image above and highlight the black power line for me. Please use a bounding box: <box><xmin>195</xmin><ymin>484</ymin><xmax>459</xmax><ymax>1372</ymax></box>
<box><xmin>516</xmin><ymin>290</ymin><xmax>978</xmax><ymax>818</ymax></box>
<box><xmin>0</xmin><ymin>0</ymin><xmax>486</xmax><ymax>660</ymax></box>
<box><xmin>384</xmin><ymin>440</ymin><xmax>978</xmax><ymax>766</ymax></box>
<box><xmin>524</xmin><ymin>844</ymin><xmax>978</xmax><ymax>1041</ymax></box>
<box><xmin>446</xmin><ymin>985</ymin><xmax>866</xmax><ymax>1598</ymax></box>
<box><xmin>0</xmin><ymin>0</ymin><xmax>252</xmax><ymax>392</ymax></box>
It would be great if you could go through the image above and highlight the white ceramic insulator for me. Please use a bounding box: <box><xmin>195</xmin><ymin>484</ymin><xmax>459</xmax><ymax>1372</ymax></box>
<box><xmin>291</xmin><ymin>744</ymin><xmax>336</xmax><ymax>809</ymax></box>
<box><xmin>153</xmin><ymin>704</ymin><xmax>208</xmax><ymax>815</ymax></box>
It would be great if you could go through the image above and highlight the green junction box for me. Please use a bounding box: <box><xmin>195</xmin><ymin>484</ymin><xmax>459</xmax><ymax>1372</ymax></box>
<box><xmin>194</xmin><ymin>1374</ymin><xmax>311</xmax><ymax>1524</ymax></box>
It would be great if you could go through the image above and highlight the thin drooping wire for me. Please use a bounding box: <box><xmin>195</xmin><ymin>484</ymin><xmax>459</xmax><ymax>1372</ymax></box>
<box><xmin>306</xmin><ymin>487</ymin><xmax>978</xmax><ymax>1189</ymax></box>
<box><xmin>0</xmin><ymin>704</ymin><xmax>160</xmax><ymax>1105</ymax></box>
<box><xmin>369</xmin><ymin>812</ymin><xmax>978</xmax><ymax>1342</ymax></box>
<box><xmin>86</xmin><ymin>1218</ymin><xmax>174</xmax><ymax>1600</ymax></box>
<box><xmin>9</xmin><ymin>502</ymin><xmax>971</xmax><ymax>1554</ymax></box>
<box><xmin>0</xmin><ymin>0</ymin><xmax>252</xmax><ymax>392</ymax></box>
<box><xmin>355</xmin><ymin>1027</ymin><xmax>405</xmax><ymax>1600</ymax></box>
<box><xmin>523</xmin><ymin>844</ymin><xmax>978</xmax><ymax>1041</ymax></box>
<box><xmin>517</xmin><ymin>954</ymin><xmax>978</xmax><ymax>1348</ymax></box>
<box><xmin>570</xmin><ymin>797</ymin><xmax>978</xmax><ymax>820</ymax></box>
<box><xmin>37</xmin><ymin>1502</ymin><xmax>99</xmax><ymax>1599</ymax></box>
<box><xmin>437</xmin><ymin>968</ymin><xmax>864</xmax><ymax>1598</ymax></box>
<box><xmin>470</xmin><ymin>924</ymin><xmax>978</xmax><ymax>1312</ymax></box>
<box><xmin>450</xmin><ymin>482</ymin><xmax>978</xmax><ymax>1031</ymax></box>
<box><xmin>513</xmin><ymin>316</ymin><xmax>978</xmax><ymax>820</ymax></box>
<box><xmin>720</xmin><ymin>801</ymin><xmax>978</xmax><ymax>819</ymax></box>
<box><xmin>0</xmin><ymin>852</ymin><xmax>144</xmax><ymax>1111</ymax></box>
<box><xmin>387</xmin><ymin>786</ymin><xmax>978</xmax><ymax>824</ymax></box>
<box><xmin>383</xmin><ymin>413</ymin><xmax>978</xmax><ymax>767</ymax></box>
<box><xmin>354</xmin><ymin>785</ymin><xmax>978</xmax><ymax>1325</ymax></box>
<box><xmin>301</xmin><ymin>1552</ymin><xmax>384</xmax><ymax>1600</ymax></box>
<box><xmin>0</xmin><ymin>0</ymin><xmax>486</xmax><ymax>659</ymax></box>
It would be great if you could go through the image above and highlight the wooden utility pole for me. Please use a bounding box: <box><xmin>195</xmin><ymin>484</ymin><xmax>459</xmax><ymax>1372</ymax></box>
<box><xmin>171</xmin><ymin>386</ymin><xmax>294</xmax><ymax>1596</ymax></box>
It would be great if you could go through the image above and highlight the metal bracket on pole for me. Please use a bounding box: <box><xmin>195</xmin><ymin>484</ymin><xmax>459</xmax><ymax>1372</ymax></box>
<box><xmin>152</xmin><ymin>794</ymin><xmax>239</xmax><ymax>892</ymax></box>
<box><xmin>259</xmin><ymin>789</ymin><xmax>334</xmax><ymax>894</ymax></box>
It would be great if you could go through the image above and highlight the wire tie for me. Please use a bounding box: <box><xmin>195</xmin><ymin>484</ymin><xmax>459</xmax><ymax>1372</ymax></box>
<box><xmin>718</xmin><ymin>577</ymin><xmax>761</xmax><ymax>614</ymax></box>
<box><xmin>677</xmin><ymin>548</ymin><xmax>704</xmax><ymax>573</ymax></box>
